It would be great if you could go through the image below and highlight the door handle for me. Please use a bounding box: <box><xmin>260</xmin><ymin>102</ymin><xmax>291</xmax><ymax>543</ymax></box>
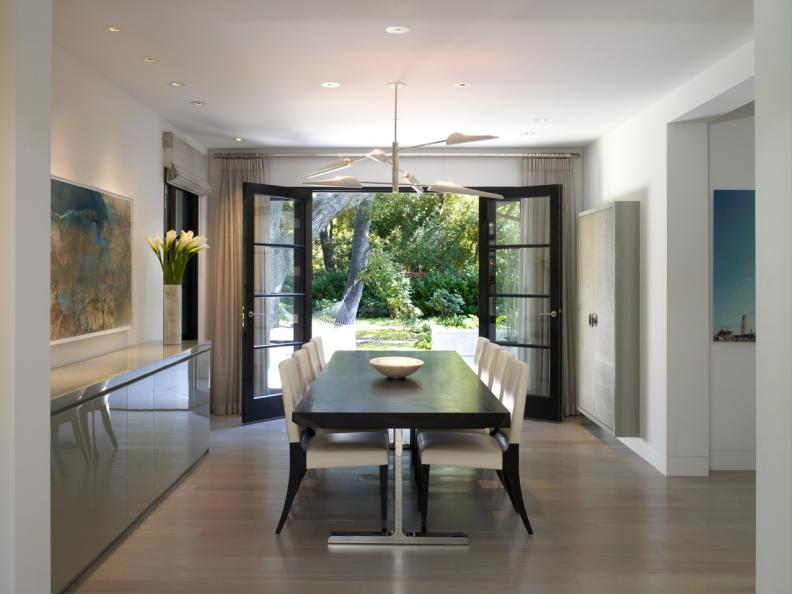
<box><xmin>540</xmin><ymin>311</ymin><xmax>558</xmax><ymax>318</ymax></box>
<box><xmin>588</xmin><ymin>313</ymin><xmax>598</xmax><ymax>327</ymax></box>
<box><xmin>248</xmin><ymin>311</ymin><xmax>266</xmax><ymax>318</ymax></box>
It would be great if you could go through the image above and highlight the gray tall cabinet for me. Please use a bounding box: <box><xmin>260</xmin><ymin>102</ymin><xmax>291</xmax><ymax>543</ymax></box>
<box><xmin>576</xmin><ymin>202</ymin><xmax>640</xmax><ymax>436</ymax></box>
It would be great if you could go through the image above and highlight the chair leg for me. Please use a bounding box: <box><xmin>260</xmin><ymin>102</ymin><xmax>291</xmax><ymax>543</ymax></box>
<box><xmin>410</xmin><ymin>428</ymin><xmax>419</xmax><ymax>482</ymax></box>
<box><xmin>276</xmin><ymin>444</ymin><xmax>306</xmax><ymax>534</ymax></box>
<box><xmin>419</xmin><ymin>464</ymin><xmax>430</xmax><ymax>533</ymax></box>
<box><xmin>503</xmin><ymin>445</ymin><xmax>533</xmax><ymax>534</ymax></box>
<box><xmin>379</xmin><ymin>464</ymin><xmax>388</xmax><ymax>532</ymax></box>
<box><xmin>496</xmin><ymin>468</ymin><xmax>519</xmax><ymax>511</ymax></box>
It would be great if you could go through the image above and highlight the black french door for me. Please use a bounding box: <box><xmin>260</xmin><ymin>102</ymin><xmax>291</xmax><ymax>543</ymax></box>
<box><xmin>242</xmin><ymin>184</ymin><xmax>312</xmax><ymax>423</ymax></box>
<box><xmin>479</xmin><ymin>185</ymin><xmax>563</xmax><ymax>421</ymax></box>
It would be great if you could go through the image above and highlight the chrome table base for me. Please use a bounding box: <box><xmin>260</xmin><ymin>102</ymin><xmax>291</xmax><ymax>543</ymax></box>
<box><xmin>328</xmin><ymin>429</ymin><xmax>470</xmax><ymax>546</ymax></box>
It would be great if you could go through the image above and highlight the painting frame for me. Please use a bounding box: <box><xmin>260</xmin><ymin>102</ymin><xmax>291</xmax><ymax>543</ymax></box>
<box><xmin>50</xmin><ymin>176</ymin><xmax>134</xmax><ymax>345</ymax></box>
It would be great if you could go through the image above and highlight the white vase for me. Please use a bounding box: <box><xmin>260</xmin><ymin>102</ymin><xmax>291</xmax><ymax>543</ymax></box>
<box><xmin>163</xmin><ymin>284</ymin><xmax>182</xmax><ymax>345</ymax></box>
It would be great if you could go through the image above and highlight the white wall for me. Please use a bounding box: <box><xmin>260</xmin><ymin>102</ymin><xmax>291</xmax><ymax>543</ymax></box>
<box><xmin>755</xmin><ymin>0</ymin><xmax>792</xmax><ymax>590</ymax></box>
<box><xmin>50</xmin><ymin>46</ymin><xmax>206</xmax><ymax>368</ymax></box>
<box><xmin>583</xmin><ymin>42</ymin><xmax>754</xmax><ymax>475</ymax></box>
<box><xmin>708</xmin><ymin>108</ymin><xmax>756</xmax><ymax>471</ymax></box>
<box><xmin>0</xmin><ymin>0</ymin><xmax>53</xmax><ymax>591</ymax></box>
<box><xmin>667</xmin><ymin>121</ymin><xmax>711</xmax><ymax>475</ymax></box>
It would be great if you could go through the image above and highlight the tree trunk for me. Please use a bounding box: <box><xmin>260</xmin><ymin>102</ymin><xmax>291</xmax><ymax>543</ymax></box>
<box><xmin>318</xmin><ymin>226</ymin><xmax>335</xmax><ymax>271</ymax></box>
<box><xmin>312</xmin><ymin>192</ymin><xmax>372</xmax><ymax>238</ymax></box>
<box><xmin>335</xmin><ymin>195</ymin><xmax>374</xmax><ymax>326</ymax></box>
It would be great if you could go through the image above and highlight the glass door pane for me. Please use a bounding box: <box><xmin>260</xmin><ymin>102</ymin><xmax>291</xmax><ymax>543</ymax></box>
<box><xmin>481</xmin><ymin>188</ymin><xmax>562</xmax><ymax>421</ymax></box>
<box><xmin>243</xmin><ymin>185</ymin><xmax>312</xmax><ymax>423</ymax></box>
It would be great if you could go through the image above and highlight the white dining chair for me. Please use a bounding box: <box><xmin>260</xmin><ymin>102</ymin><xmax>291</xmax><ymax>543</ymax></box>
<box><xmin>275</xmin><ymin>357</ymin><xmax>390</xmax><ymax>534</ymax></box>
<box><xmin>310</xmin><ymin>336</ymin><xmax>327</xmax><ymax>369</ymax></box>
<box><xmin>416</xmin><ymin>358</ymin><xmax>533</xmax><ymax>534</ymax></box>
<box><xmin>489</xmin><ymin>349</ymin><xmax>515</xmax><ymax>399</ymax></box>
<box><xmin>303</xmin><ymin>341</ymin><xmax>322</xmax><ymax>378</ymax></box>
<box><xmin>473</xmin><ymin>337</ymin><xmax>490</xmax><ymax>373</ymax></box>
<box><xmin>478</xmin><ymin>342</ymin><xmax>503</xmax><ymax>387</ymax></box>
<box><xmin>293</xmin><ymin>348</ymin><xmax>315</xmax><ymax>390</ymax></box>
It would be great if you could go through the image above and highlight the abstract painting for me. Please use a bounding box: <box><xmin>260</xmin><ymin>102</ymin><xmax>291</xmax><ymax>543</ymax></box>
<box><xmin>51</xmin><ymin>178</ymin><xmax>132</xmax><ymax>342</ymax></box>
<box><xmin>712</xmin><ymin>189</ymin><xmax>755</xmax><ymax>342</ymax></box>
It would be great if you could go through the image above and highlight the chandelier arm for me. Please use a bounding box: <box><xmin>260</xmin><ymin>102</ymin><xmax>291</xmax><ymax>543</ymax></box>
<box><xmin>399</xmin><ymin>139</ymin><xmax>446</xmax><ymax>152</ymax></box>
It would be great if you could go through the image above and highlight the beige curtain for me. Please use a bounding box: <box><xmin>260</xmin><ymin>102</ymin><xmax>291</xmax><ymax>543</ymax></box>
<box><xmin>208</xmin><ymin>155</ymin><xmax>266</xmax><ymax>415</ymax></box>
<box><xmin>523</xmin><ymin>157</ymin><xmax>578</xmax><ymax>416</ymax></box>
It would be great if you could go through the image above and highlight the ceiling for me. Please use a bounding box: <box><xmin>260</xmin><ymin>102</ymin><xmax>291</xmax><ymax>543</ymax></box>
<box><xmin>54</xmin><ymin>0</ymin><xmax>753</xmax><ymax>150</ymax></box>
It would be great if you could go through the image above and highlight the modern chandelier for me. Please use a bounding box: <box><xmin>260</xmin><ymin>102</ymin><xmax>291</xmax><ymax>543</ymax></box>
<box><xmin>302</xmin><ymin>82</ymin><xmax>504</xmax><ymax>200</ymax></box>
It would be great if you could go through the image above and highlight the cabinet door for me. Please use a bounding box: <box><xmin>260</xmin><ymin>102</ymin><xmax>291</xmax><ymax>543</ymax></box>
<box><xmin>576</xmin><ymin>212</ymin><xmax>596</xmax><ymax>416</ymax></box>
<box><xmin>593</xmin><ymin>208</ymin><xmax>616</xmax><ymax>429</ymax></box>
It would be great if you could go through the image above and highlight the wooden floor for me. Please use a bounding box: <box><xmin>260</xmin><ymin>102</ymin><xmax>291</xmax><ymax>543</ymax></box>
<box><xmin>69</xmin><ymin>417</ymin><xmax>755</xmax><ymax>594</ymax></box>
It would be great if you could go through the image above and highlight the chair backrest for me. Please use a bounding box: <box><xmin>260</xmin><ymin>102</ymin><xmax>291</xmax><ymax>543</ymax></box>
<box><xmin>500</xmin><ymin>359</ymin><xmax>530</xmax><ymax>444</ymax></box>
<box><xmin>490</xmin><ymin>349</ymin><xmax>515</xmax><ymax>398</ymax></box>
<box><xmin>303</xmin><ymin>342</ymin><xmax>322</xmax><ymax>378</ymax></box>
<box><xmin>479</xmin><ymin>342</ymin><xmax>502</xmax><ymax>386</ymax></box>
<box><xmin>310</xmin><ymin>336</ymin><xmax>326</xmax><ymax>369</ymax></box>
<box><xmin>478</xmin><ymin>341</ymin><xmax>500</xmax><ymax>380</ymax></box>
<box><xmin>278</xmin><ymin>358</ymin><xmax>306</xmax><ymax>444</ymax></box>
<box><xmin>473</xmin><ymin>337</ymin><xmax>489</xmax><ymax>371</ymax></box>
<box><xmin>293</xmin><ymin>348</ymin><xmax>315</xmax><ymax>389</ymax></box>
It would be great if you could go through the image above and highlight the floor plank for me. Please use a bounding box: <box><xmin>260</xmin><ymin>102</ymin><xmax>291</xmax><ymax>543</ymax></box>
<box><xmin>68</xmin><ymin>417</ymin><xmax>755</xmax><ymax>594</ymax></box>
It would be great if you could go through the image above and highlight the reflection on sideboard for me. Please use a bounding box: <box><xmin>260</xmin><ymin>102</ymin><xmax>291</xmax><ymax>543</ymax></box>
<box><xmin>50</xmin><ymin>342</ymin><xmax>211</xmax><ymax>593</ymax></box>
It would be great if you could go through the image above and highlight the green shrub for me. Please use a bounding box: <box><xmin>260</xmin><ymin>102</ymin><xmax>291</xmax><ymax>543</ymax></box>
<box><xmin>414</xmin><ymin>335</ymin><xmax>432</xmax><ymax>350</ymax></box>
<box><xmin>360</xmin><ymin>249</ymin><xmax>422</xmax><ymax>320</ymax></box>
<box><xmin>427</xmin><ymin>288</ymin><xmax>465</xmax><ymax>318</ymax></box>
<box><xmin>357</xmin><ymin>296</ymin><xmax>389</xmax><ymax>318</ymax></box>
<box><xmin>312</xmin><ymin>271</ymin><xmax>347</xmax><ymax>304</ymax></box>
<box><xmin>439</xmin><ymin>314</ymin><xmax>478</xmax><ymax>329</ymax></box>
<box><xmin>411</xmin><ymin>267</ymin><xmax>478</xmax><ymax>316</ymax></box>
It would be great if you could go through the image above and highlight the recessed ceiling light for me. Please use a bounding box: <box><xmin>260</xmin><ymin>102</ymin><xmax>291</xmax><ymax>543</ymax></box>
<box><xmin>453</xmin><ymin>82</ymin><xmax>471</xmax><ymax>88</ymax></box>
<box><xmin>143</xmin><ymin>56</ymin><xmax>157</xmax><ymax>63</ymax></box>
<box><xmin>385</xmin><ymin>25</ymin><xmax>410</xmax><ymax>35</ymax></box>
<box><xmin>107</xmin><ymin>25</ymin><xmax>122</xmax><ymax>32</ymax></box>
<box><xmin>320</xmin><ymin>81</ymin><xmax>341</xmax><ymax>88</ymax></box>
<box><xmin>190</xmin><ymin>100</ymin><xmax>207</xmax><ymax>106</ymax></box>
<box><xmin>534</xmin><ymin>117</ymin><xmax>549</xmax><ymax>123</ymax></box>
<box><xmin>169</xmin><ymin>81</ymin><xmax>185</xmax><ymax>87</ymax></box>
<box><xmin>522</xmin><ymin>131</ymin><xmax>536</xmax><ymax>136</ymax></box>
<box><xmin>233</xmin><ymin>137</ymin><xmax>243</xmax><ymax>143</ymax></box>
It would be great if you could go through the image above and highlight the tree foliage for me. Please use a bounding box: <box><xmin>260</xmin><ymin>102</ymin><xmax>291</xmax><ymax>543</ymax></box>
<box><xmin>312</xmin><ymin>192</ymin><xmax>479</xmax><ymax>320</ymax></box>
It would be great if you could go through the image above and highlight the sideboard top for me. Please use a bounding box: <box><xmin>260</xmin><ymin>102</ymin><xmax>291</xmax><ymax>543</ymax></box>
<box><xmin>51</xmin><ymin>341</ymin><xmax>212</xmax><ymax>415</ymax></box>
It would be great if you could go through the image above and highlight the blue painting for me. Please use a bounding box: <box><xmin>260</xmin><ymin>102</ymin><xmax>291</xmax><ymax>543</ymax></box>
<box><xmin>50</xmin><ymin>178</ymin><xmax>132</xmax><ymax>342</ymax></box>
<box><xmin>713</xmin><ymin>189</ymin><xmax>755</xmax><ymax>342</ymax></box>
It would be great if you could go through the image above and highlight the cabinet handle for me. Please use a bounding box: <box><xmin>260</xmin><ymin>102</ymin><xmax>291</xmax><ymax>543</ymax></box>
<box><xmin>590</xmin><ymin>313</ymin><xmax>598</xmax><ymax>327</ymax></box>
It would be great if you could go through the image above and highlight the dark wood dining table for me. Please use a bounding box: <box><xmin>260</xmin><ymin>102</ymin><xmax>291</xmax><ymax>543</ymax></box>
<box><xmin>292</xmin><ymin>349</ymin><xmax>511</xmax><ymax>545</ymax></box>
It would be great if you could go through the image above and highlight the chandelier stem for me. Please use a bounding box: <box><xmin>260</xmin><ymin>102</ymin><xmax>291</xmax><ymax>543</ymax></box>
<box><xmin>392</xmin><ymin>82</ymin><xmax>400</xmax><ymax>192</ymax></box>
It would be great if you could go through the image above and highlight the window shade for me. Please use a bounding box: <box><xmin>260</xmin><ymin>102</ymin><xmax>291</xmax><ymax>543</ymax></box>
<box><xmin>163</xmin><ymin>131</ymin><xmax>211</xmax><ymax>195</ymax></box>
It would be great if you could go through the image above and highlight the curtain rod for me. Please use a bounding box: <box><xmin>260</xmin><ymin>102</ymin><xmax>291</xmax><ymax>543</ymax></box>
<box><xmin>213</xmin><ymin>151</ymin><xmax>579</xmax><ymax>159</ymax></box>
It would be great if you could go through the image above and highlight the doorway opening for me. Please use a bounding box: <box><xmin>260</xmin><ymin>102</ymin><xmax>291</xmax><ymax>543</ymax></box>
<box><xmin>241</xmin><ymin>183</ymin><xmax>562</xmax><ymax>423</ymax></box>
<box><xmin>311</xmin><ymin>191</ymin><xmax>479</xmax><ymax>365</ymax></box>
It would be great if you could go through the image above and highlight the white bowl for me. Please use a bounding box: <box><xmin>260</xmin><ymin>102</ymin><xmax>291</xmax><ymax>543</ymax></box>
<box><xmin>369</xmin><ymin>356</ymin><xmax>425</xmax><ymax>380</ymax></box>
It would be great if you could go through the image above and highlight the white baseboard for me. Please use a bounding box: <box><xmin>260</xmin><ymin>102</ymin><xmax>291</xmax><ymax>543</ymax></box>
<box><xmin>666</xmin><ymin>455</ymin><xmax>710</xmax><ymax>476</ymax></box>
<box><xmin>618</xmin><ymin>437</ymin><xmax>667</xmax><ymax>474</ymax></box>
<box><xmin>710</xmin><ymin>449</ymin><xmax>756</xmax><ymax>470</ymax></box>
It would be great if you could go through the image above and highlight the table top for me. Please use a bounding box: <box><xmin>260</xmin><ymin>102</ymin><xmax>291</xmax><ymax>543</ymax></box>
<box><xmin>292</xmin><ymin>350</ymin><xmax>511</xmax><ymax>430</ymax></box>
